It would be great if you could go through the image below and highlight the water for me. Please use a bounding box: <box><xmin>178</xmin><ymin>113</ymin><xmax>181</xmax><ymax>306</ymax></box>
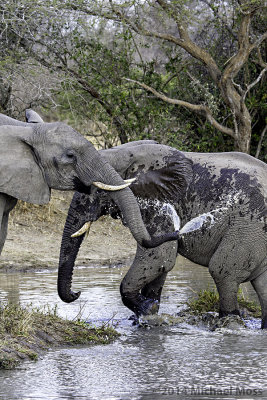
<box><xmin>0</xmin><ymin>258</ymin><xmax>266</xmax><ymax>400</ymax></box>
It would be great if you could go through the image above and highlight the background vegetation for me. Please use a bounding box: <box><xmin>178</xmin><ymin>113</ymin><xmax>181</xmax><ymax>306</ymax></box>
<box><xmin>0</xmin><ymin>0</ymin><xmax>266</xmax><ymax>159</ymax></box>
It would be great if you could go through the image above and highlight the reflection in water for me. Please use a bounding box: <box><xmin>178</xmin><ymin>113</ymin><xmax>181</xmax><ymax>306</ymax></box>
<box><xmin>0</xmin><ymin>257</ymin><xmax>266</xmax><ymax>400</ymax></box>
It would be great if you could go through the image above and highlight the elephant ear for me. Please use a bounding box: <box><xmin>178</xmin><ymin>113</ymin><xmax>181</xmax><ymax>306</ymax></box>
<box><xmin>0</xmin><ymin>125</ymin><xmax>50</xmax><ymax>205</ymax></box>
<box><xmin>102</xmin><ymin>143</ymin><xmax>193</xmax><ymax>203</ymax></box>
<box><xmin>25</xmin><ymin>109</ymin><xmax>44</xmax><ymax>123</ymax></box>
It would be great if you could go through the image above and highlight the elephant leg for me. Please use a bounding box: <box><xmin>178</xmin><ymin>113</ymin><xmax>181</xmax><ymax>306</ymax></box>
<box><xmin>209</xmin><ymin>228</ymin><xmax>267</xmax><ymax>319</ymax></box>
<box><xmin>0</xmin><ymin>194</ymin><xmax>17</xmax><ymax>255</ymax></box>
<box><xmin>141</xmin><ymin>271</ymin><xmax>168</xmax><ymax>302</ymax></box>
<box><xmin>251</xmin><ymin>268</ymin><xmax>267</xmax><ymax>329</ymax></box>
<box><xmin>215</xmin><ymin>279</ymin><xmax>239</xmax><ymax>318</ymax></box>
<box><xmin>120</xmin><ymin>241</ymin><xmax>177</xmax><ymax>317</ymax></box>
<box><xmin>208</xmin><ymin>242</ymin><xmax>240</xmax><ymax>318</ymax></box>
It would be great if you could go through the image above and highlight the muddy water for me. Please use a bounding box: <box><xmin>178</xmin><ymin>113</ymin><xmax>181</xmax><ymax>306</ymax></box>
<box><xmin>0</xmin><ymin>257</ymin><xmax>266</xmax><ymax>400</ymax></box>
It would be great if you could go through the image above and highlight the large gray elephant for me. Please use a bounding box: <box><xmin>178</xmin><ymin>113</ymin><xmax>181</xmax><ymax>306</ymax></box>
<box><xmin>57</xmin><ymin>141</ymin><xmax>267</xmax><ymax>328</ymax></box>
<box><xmin>0</xmin><ymin>112</ymin><xmax>177</xmax><ymax>257</ymax></box>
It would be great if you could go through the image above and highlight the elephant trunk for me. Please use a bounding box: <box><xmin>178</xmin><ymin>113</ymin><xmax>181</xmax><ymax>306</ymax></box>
<box><xmin>58</xmin><ymin>195</ymin><xmax>85</xmax><ymax>303</ymax></box>
<box><xmin>109</xmin><ymin>188</ymin><xmax>179</xmax><ymax>248</ymax></box>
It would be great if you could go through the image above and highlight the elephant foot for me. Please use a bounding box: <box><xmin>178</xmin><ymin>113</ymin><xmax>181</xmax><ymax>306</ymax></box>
<box><xmin>261</xmin><ymin>316</ymin><xmax>267</xmax><ymax>329</ymax></box>
<box><xmin>129</xmin><ymin>314</ymin><xmax>138</xmax><ymax>321</ymax></box>
<box><xmin>139</xmin><ymin>299</ymin><xmax>159</xmax><ymax>316</ymax></box>
<box><xmin>122</xmin><ymin>292</ymin><xmax>159</xmax><ymax>318</ymax></box>
<box><xmin>129</xmin><ymin>300</ymin><xmax>160</xmax><ymax>326</ymax></box>
<box><xmin>219</xmin><ymin>309</ymin><xmax>240</xmax><ymax>318</ymax></box>
<box><xmin>128</xmin><ymin>314</ymin><xmax>139</xmax><ymax>325</ymax></box>
<box><xmin>211</xmin><ymin>314</ymin><xmax>246</xmax><ymax>331</ymax></box>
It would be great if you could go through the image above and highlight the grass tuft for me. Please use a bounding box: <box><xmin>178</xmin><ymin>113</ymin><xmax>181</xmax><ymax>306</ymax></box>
<box><xmin>186</xmin><ymin>288</ymin><xmax>219</xmax><ymax>314</ymax></box>
<box><xmin>187</xmin><ymin>287</ymin><xmax>261</xmax><ymax>318</ymax></box>
<box><xmin>0</xmin><ymin>303</ymin><xmax>34</xmax><ymax>337</ymax></box>
<box><xmin>0</xmin><ymin>302</ymin><xmax>119</xmax><ymax>369</ymax></box>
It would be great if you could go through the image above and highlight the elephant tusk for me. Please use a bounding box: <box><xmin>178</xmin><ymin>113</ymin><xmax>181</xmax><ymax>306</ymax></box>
<box><xmin>92</xmin><ymin>180</ymin><xmax>134</xmax><ymax>191</ymax></box>
<box><xmin>71</xmin><ymin>222</ymin><xmax>92</xmax><ymax>238</ymax></box>
<box><xmin>124</xmin><ymin>178</ymin><xmax>136</xmax><ymax>184</ymax></box>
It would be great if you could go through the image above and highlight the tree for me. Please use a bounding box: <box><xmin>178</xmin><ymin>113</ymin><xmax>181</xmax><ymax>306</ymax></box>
<box><xmin>0</xmin><ymin>0</ymin><xmax>266</xmax><ymax>156</ymax></box>
<box><xmin>104</xmin><ymin>0</ymin><xmax>266</xmax><ymax>153</ymax></box>
<box><xmin>0</xmin><ymin>1</ymin><xmax>63</xmax><ymax>118</ymax></box>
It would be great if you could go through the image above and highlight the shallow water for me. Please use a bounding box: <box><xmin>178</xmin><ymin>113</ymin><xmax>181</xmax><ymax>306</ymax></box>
<box><xmin>0</xmin><ymin>257</ymin><xmax>266</xmax><ymax>400</ymax></box>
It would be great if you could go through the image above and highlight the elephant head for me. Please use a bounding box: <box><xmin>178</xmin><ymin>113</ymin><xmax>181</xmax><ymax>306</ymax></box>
<box><xmin>0</xmin><ymin>112</ymin><xmax>178</xmax><ymax>255</ymax></box>
<box><xmin>58</xmin><ymin>141</ymin><xmax>193</xmax><ymax>303</ymax></box>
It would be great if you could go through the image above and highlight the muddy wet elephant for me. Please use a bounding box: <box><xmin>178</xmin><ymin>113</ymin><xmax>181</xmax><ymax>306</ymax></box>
<box><xmin>0</xmin><ymin>113</ymin><xmax>177</xmax><ymax>258</ymax></box>
<box><xmin>58</xmin><ymin>141</ymin><xmax>267</xmax><ymax>328</ymax></box>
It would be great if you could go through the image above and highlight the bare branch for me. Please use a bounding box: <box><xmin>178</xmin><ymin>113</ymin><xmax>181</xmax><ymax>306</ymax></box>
<box><xmin>253</xmin><ymin>48</ymin><xmax>267</xmax><ymax>68</ymax></box>
<box><xmin>242</xmin><ymin>66</ymin><xmax>267</xmax><ymax>101</ymax></box>
<box><xmin>20</xmin><ymin>39</ymin><xmax>129</xmax><ymax>142</ymax></box>
<box><xmin>60</xmin><ymin>1</ymin><xmax>120</xmax><ymax>21</ymax></box>
<box><xmin>222</xmin><ymin>13</ymin><xmax>252</xmax><ymax>81</ymax></box>
<box><xmin>255</xmin><ymin>125</ymin><xmax>267</xmax><ymax>159</ymax></box>
<box><xmin>250</xmin><ymin>31</ymin><xmax>267</xmax><ymax>51</ymax></box>
<box><xmin>124</xmin><ymin>78</ymin><xmax>236</xmax><ymax>138</ymax></box>
<box><xmin>109</xmin><ymin>0</ymin><xmax>184</xmax><ymax>45</ymax></box>
<box><xmin>158</xmin><ymin>0</ymin><xmax>222</xmax><ymax>83</ymax></box>
<box><xmin>223</xmin><ymin>13</ymin><xmax>267</xmax><ymax>82</ymax></box>
<box><xmin>231</xmin><ymin>79</ymin><xmax>244</xmax><ymax>95</ymax></box>
<box><xmin>109</xmin><ymin>0</ymin><xmax>221</xmax><ymax>83</ymax></box>
<box><xmin>200</xmin><ymin>0</ymin><xmax>238</xmax><ymax>40</ymax></box>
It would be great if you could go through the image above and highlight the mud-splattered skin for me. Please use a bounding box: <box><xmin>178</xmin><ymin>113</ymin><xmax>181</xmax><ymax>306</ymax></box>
<box><xmin>177</xmin><ymin>153</ymin><xmax>266</xmax><ymax>268</ymax></box>
<box><xmin>58</xmin><ymin>142</ymin><xmax>267</xmax><ymax>327</ymax></box>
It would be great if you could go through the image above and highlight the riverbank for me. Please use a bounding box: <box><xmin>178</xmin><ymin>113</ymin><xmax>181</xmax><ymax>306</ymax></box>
<box><xmin>0</xmin><ymin>302</ymin><xmax>119</xmax><ymax>369</ymax></box>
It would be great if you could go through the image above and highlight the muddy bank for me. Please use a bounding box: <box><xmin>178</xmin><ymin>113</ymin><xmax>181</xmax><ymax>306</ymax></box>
<box><xmin>1</xmin><ymin>191</ymin><xmax>136</xmax><ymax>272</ymax></box>
<box><xmin>0</xmin><ymin>303</ymin><xmax>119</xmax><ymax>369</ymax></box>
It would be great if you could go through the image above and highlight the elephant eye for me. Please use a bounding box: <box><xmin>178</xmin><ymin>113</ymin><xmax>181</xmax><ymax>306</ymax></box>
<box><xmin>66</xmin><ymin>150</ymin><xmax>75</xmax><ymax>159</ymax></box>
<box><xmin>65</xmin><ymin>150</ymin><xmax>76</xmax><ymax>163</ymax></box>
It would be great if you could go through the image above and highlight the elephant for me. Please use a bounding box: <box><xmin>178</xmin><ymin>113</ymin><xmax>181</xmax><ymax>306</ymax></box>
<box><xmin>57</xmin><ymin>140</ymin><xmax>267</xmax><ymax>328</ymax></box>
<box><xmin>0</xmin><ymin>111</ymin><xmax>178</xmax><ymax>258</ymax></box>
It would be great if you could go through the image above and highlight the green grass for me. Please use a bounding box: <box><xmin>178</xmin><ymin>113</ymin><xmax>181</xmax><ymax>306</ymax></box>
<box><xmin>0</xmin><ymin>303</ymin><xmax>35</xmax><ymax>337</ymax></box>
<box><xmin>186</xmin><ymin>288</ymin><xmax>220</xmax><ymax>314</ymax></box>
<box><xmin>187</xmin><ymin>287</ymin><xmax>261</xmax><ymax>318</ymax></box>
<box><xmin>237</xmin><ymin>290</ymin><xmax>262</xmax><ymax>318</ymax></box>
<box><xmin>0</xmin><ymin>302</ymin><xmax>119</xmax><ymax>369</ymax></box>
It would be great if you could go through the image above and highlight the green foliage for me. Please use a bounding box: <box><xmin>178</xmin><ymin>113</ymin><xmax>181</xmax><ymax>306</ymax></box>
<box><xmin>187</xmin><ymin>288</ymin><xmax>261</xmax><ymax>318</ymax></box>
<box><xmin>247</xmin><ymin>86</ymin><xmax>267</xmax><ymax>161</ymax></box>
<box><xmin>0</xmin><ymin>0</ymin><xmax>265</xmax><ymax>158</ymax></box>
<box><xmin>237</xmin><ymin>290</ymin><xmax>262</xmax><ymax>318</ymax></box>
<box><xmin>187</xmin><ymin>288</ymin><xmax>220</xmax><ymax>313</ymax></box>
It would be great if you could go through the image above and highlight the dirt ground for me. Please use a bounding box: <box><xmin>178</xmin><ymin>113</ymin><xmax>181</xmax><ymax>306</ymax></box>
<box><xmin>0</xmin><ymin>191</ymin><xmax>137</xmax><ymax>272</ymax></box>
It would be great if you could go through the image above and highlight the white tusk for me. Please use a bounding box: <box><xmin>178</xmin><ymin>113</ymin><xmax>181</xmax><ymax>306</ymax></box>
<box><xmin>124</xmin><ymin>178</ymin><xmax>136</xmax><ymax>184</ymax></box>
<box><xmin>93</xmin><ymin>181</ymin><xmax>133</xmax><ymax>191</ymax></box>
<box><xmin>71</xmin><ymin>222</ymin><xmax>91</xmax><ymax>238</ymax></box>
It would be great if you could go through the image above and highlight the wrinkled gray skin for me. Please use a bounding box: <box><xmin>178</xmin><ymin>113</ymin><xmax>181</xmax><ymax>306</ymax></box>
<box><xmin>58</xmin><ymin>141</ymin><xmax>267</xmax><ymax>328</ymax></box>
<box><xmin>0</xmin><ymin>111</ymin><xmax>177</xmax><ymax>259</ymax></box>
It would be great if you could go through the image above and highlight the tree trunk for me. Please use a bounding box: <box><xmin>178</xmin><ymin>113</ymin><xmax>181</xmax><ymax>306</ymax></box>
<box><xmin>235</xmin><ymin>113</ymin><xmax>252</xmax><ymax>153</ymax></box>
<box><xmin>219</xmin><ymin>80</ymin><xmax>252</xmax><ymax>153</ymax></box>
<box><xmin>0</xmin><ymin>79</ymin><xmax>12</xmax><ymax>116</ymax></box>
